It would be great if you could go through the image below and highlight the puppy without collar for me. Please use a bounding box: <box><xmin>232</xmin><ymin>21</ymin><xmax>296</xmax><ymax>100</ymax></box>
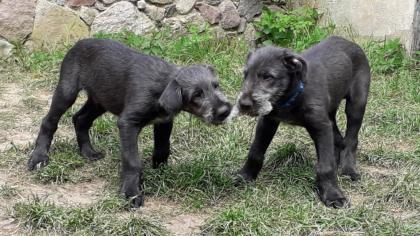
<box><xmin>28</xmin><ymin>38</ymin><xmax>232</xmax><ymax>207</ymax></box>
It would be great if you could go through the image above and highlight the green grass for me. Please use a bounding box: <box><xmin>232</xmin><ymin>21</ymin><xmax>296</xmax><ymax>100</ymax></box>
<box><xmin>13</xmin><ymin>196</ymin><xmax>167</xmax><ymax>235</ymax></box>
<box><xmin>0</xmin><ymin>28</ymin><xmax>419</xmax><ymax>235</ymax></box>
<box><xmin>0</xmin><ymin>184</ymin><xmax>19</xmax><ymax>198</ymax></box>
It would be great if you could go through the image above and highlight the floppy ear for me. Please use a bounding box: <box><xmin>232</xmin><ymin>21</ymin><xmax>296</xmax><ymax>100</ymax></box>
<box><xmin>246</xmin><ymin>51</ymin><xmax>253</xmax><ymax>62</ymax></box>
<box><xmin>204</xmin><ymin>64</ymin><xmax>216</xmax><ymax>75</ymax></box>
<box><xmin>159</xmin><ymin>79</ymin><xmax>183</xmax><ymax>114</ymax></box>
<box><xmin>283</xmin><ymin>53</ymin><xmax>307</xmax><ymax>82</ymax></box>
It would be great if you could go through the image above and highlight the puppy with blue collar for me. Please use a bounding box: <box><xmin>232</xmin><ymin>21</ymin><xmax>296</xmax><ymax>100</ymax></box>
<box><xmin>232</xmin><ymin>36</ymin><xmax>371</xmax><ymax>208</ymax></box>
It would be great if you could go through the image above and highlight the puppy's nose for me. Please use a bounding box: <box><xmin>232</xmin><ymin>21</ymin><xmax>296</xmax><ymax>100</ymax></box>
<box><xmin>215</xmin><ymin>105</ymin><xmax>231</xmax><ymax>121</ymax></box>
<box><xmin>239</xmin><ymin>96</ymin><xmax>253</xmax><ymax>111</ymax></box>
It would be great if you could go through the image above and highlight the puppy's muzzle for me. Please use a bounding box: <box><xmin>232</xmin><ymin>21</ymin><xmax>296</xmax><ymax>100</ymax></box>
<box><xmin>238</xmin><ymin>95</ymin><xmax>258</xmax><ymax>116</ymax></box>
<box><xmin>216</xmin><ymin>105</ymin><xmax>231</xmax><ymax>120</ymax></box>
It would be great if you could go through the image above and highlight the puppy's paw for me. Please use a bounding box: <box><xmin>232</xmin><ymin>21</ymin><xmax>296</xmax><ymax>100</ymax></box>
<box><xmin>341</xmin><ymin>168</ymin><xmax>361</xmax><ymax>181</ymax></box>
<box><xmin>152</xmin><ymin>159</ymin><xmax>167</xmax><ymax>169</ymax></box>
<box><xmin>81</xmin><ymin>148</ymin><xmax>105</xmax><ymax>161</ymax></box>
<box><xmin>121</xmin><ymin>174</ymin><xmax>143</xmax><ymax>208</ymax></box>
<box><xmin>317</xmin><ymin>184</ymin><xmax>349</xmax><ymax>208</ymax></box>
<box><xmin>28</xmin><ymin>152</ymin><xmax>49</xmax><ymax>171</ymax></box>
<box><xmin>128</xmin><ymin>194</ymin><xmax>144</xmax><ymax>208</ymax></box>
<box><xmin>233</xmin><ymin>170</ymin><xmax>256</xmax><ymax>186</ymax></box>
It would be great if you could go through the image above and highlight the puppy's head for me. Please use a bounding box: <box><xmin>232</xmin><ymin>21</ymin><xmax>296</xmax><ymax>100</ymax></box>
<box><xmin>159</xmin><ymin>65</ymin><xmax>232</xmax><ymax>124</ymax></box>
<box><xmin>236</xmin><ymin>46</ymin><xmax>307</xmax><ymax>117</ymax></box>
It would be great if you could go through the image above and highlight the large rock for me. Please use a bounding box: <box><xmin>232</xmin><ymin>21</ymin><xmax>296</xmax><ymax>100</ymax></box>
<box><xmin>147</xmin><ymin>0</ymin><xmax>173</xmax><ymax>5</ymax></box>
<box><xmin>196</xmin><ymin>2</ymin><xmax>221</xmax><ymax>25</ymax></box>
<box><xmin>219</xmin><ymin>0</ymin><xmax>240</xmax><ymax>29</ymax></box>
<box><xmin>91</xmin><ymin>1</ymin><xmax>155</xmax><ymax>35</ymax></box>
<box><xmin>145</xmin><ymin>5</ymin><xmax>166</xmax><ymax>21</ymax></box>
<box><xmin>30</xmin><ymin>0</ymin><xmax>89</xmax><ymax>49</ymax></box>
<box><xmin>65</xmin><ymin>0</ymin><xmax>96</xmax><ymax>7</ymax></box>
<box><xmin>79</xmin><ymin>6</ymin><xmax>99</xmax><ymax>25</ymax></box>
<box><xmin>238</xmin><ymin>0</ymin><xmax>262</xmax><ymax>21</ymax></box>
<box><xmin>162</xmin><ymin>10</ymin><xmax>206</xmax><ymax>33</ymax></box>
<box><xmin>0</xmin><ymin>0</ymin><xmax>36</xmax><ymax>41</ymax></box>
<box><xmin>0</xmin><ymin>39</ymin><xmax>14</xmax><ymax>59</ymax></box>
<box><xmin>175</xmin><ymin>0</ymin><xmax>196</xmax><ymax>14</ymax></box>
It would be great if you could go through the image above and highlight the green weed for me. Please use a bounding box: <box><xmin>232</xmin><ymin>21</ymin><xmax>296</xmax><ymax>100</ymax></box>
<box><xmin>255</xmin><ymin>7</ymin><xmax>335</xmax><ymax>51</ymax></box>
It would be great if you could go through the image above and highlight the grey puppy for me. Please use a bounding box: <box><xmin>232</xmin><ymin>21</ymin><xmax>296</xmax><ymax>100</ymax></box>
<box><xmin>28</xmin><ymin>38</ymin><xmax>232</xmax><ymax>207</ymax></box>
<box><xmin>235</xmin><ymin>36</ymin><xmax>370</xmax><ymax>208</ymax></box>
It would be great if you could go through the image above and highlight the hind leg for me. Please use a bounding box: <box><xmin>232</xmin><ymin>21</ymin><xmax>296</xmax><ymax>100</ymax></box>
<box><xmin>28</xmin><ymin>86</ymin><xmax>78</xmax><ymax>170</ymax></box>
<box><xmin>340</xmin><ymin>102</ymin><xmax>365</xmax><ymax>181</ymax></box>
<box><xmin>330</xmin><ymin>109</ymin><xmax>345</xmax><ymax>166</ymax></box>
<box><xmin>341</xmin><ymin>73</ymin><xmax>370</xmax><ymax>181</ymax></box>
<box><xmin>72</xmin><ymin>98</ymin><xmax>105</xmax><ymax>161</ymax></box>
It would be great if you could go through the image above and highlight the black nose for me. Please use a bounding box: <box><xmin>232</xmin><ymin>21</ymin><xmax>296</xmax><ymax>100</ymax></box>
<box><xmin>239</xmin><ymin>96</ymin><xmax>253</xmax><ymax>111</ymax></box>
<box><xmin>215</xmin><ymin>105</ymin><xmax>231</xmax><ymax>121</ymax></box>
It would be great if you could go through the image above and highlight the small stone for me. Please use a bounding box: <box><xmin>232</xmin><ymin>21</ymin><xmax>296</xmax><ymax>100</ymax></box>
<box><xmin>145</xmin><ymin>5</ymin><xmax>166</xmax><ymax>21</ymax></box>
<box><xmin>0</xmin><ymin>39</ymin><xmax>14</xmax><ymax>59</ymax></box>
<box><xmin>219</xmin><ymin>0</ymin><xmax>240</xmax><ymax>29</ymax></box>
<box><xmin>162</xmin><ymin>10</ymin><xmax>205</xmax><ymax>34</ymax></box>
<box><xmin>55</xmin><ymin>0</ymin><xmax>66</xmax><ymax>6</ymax></box>
<box><xmin>79</xmin><ymin>6</ymin><xmax>99</xmax><ymax>25</ymax></box>
<box><xmin>244</xmin><ymin>23</ymin><xmax>257</xmax><ymax>48</ymax></box>
<box><xmin>238</xmin><ymin>17</ymin><xmax>247</xmax><ymax>33</ymax></box>
<box><xmin>266</xmin><ymin>5</ymin><xmax>284</xmax><ymax>12</ymax></box>
<box><xmin>91</xmin><ymin>1</ymin><xmax>155</xmax><ymax>35</ymax></box>
<box><xmin>102</xmin><ymin>0</ymin><xmax>118</xmax><ymax>4</ymax></box>
<box><xmin>164</xmin><ymin>4</ymin><xmax>177</xmax><ymax>17</ymax></box>
<box><xmin>196</xmin><ymin>2</ymin><xmax>221</xmax><ymax>25</ymax></box>
<box><xmin>211</xmin><ymin>26</ymin><xmax>226</xmax><ymax>38</ymax></box>
<box><xmin>95</xmin><ymin>1</ymin><xmax>107</xmax><ymax>11</ymax></box>
<box><xmin>65</xmin><ymin>0</ymin><xmax>96</xmax><ymax>7</ymax></box>
<box><xmin>175</xmin><ymin>0</ymin><xmax>196</xmax><ymax>15</ymax></box>
<box><xmin>147</xmin><ymin>0</ymin><xmax>173</xmax><ymax>5</ymax></box>
<box><xmin>137</xmin><ymin>0</ymin><xmax>147</xmax><ymax>10</ymax></box>
<box><xmin>238</xmin><ymin>0</ymin><xmax>262</xmax><ymax>21</ymax></box>
<box><xmin>204</xmin><ymin>0</ymin><xmax>221</xmax><ymax>6</ymax></box>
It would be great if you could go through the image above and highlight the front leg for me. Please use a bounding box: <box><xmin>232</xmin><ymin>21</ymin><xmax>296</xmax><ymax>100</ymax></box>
<box><xmin>305</xmin><ymin>117</ymin><xmax>348</xmax><ymax>208</ymax></box>
<box><xmin>117</xmin><ymin>117</ymin><xmax>144</xmax><ymax>208</ymax></box>
<box><xmin>152</xmin><ymin>120</ymin><xmax>173</xmax><ymax>168</ymax></box>
<box><xmin>238</xmin><ymin>116</ymin><xmax>280</xmax><ymax>182</ymax></box>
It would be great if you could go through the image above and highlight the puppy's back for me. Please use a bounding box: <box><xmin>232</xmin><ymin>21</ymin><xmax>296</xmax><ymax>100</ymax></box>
<box><xmin>59</xmin><ymin>38</ymin><xmax>173</xmax><ymax>115</ymax></box>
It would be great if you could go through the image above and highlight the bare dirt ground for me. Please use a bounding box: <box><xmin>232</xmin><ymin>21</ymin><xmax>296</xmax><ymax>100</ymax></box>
<box><xmin>0</xmin><ymin>81</ymin><xmax>208</xmax><ymax>235</ymax></box>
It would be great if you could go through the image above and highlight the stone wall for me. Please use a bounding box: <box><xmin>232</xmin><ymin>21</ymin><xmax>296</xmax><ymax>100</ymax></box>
<box><xmin>1</xmin><ymin>0</ymin><xmax>284</xmax><ymax>57</ymax></box>
<box><xmin>294</xmin><ymin>0</ymin><xmax>419</xmax><ymax>53</ymax></box>
<box><xmin>1</xmin><ymin>0</ymin><xmax>418</xmax><ymax>58</ymax></box>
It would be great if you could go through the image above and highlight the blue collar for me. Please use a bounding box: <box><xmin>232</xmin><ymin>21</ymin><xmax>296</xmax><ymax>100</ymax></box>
<box><xmin>277</xmin><ymin>81</ymin><xmax>304</xmax><ymax>109</ymax></box>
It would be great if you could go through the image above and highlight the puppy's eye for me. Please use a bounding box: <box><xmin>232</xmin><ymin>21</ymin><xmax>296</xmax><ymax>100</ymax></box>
<box><xmin>262</xmin><ymin>74</ymin><xmax>274</xmax><ymax>80</ymax></box>
<box><xmin>213</xmin><ymin>83</ymin><xmax>219</xmax><ymax>89</ymax></box>
<box><xmin>192</xmin><ymin>90</ymin><xmax>203</xmax><ymax>99</ymax></box>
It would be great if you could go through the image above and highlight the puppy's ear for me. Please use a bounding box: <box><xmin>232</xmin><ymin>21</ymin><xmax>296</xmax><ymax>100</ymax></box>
<box><xmin>283</xmin><ymin>53</ymin><xmax>307</xmax><ymax>81</ymax></box>
<box><xmin>204</xmin><ymin>64</ymin><xmax>216</xmax><ymax>75</ymax></box>
<box><xmin>159</xmin><ymin>79</ymin><xmax>183</xmax><ymax>114</ymax></box>
<box><xmin>246</xmin><ymin>51</ymin><xmax>253</xmax><ymax>62</ymax></box>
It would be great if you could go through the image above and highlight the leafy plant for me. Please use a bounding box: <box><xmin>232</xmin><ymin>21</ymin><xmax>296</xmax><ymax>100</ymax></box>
<box><xmin>363</xmin><ymin>38</ymin><xmax>409</xmax><ymax>74</ymax></box>
<box><xmin>255</xmin><ymin>7</ymin><xmax>334</xmax><ymax>51</ymax></box>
